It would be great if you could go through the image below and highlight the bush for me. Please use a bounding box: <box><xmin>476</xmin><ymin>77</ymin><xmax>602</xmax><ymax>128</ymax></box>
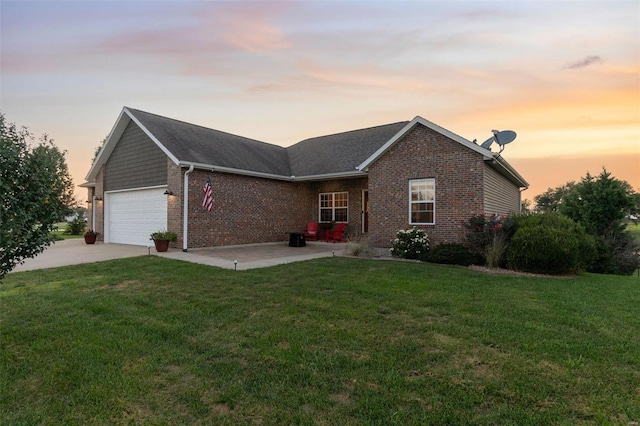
<box><xmin>589</xmin><ymin>232</ymin><xmax>640</xmax><ymax>275</ymax></box>
<box><xmin>463</xmin><ymin>214</ymin><xmax>515</xmax><ymax>250</ymax></box>
<box><xmin>347</xmin><ymin>233</ymin><xmax>375</xmax><ymax>257</ymax></box>
<box><xmin>463</xmin><ymin>213</ymin><xmax>515</xmax><ymax>267</ymax></box>
<box><xmin>429</xmin><ymin>243</ymin><xmax>483</xmax><ymax>266</ymax></box>
<box><xmin>64</xmin><ymin>216</ymin><xmax>86</xmax><ymax>235</ymax></box>
<box><xmin>390</xmin><ymin>228</ymin><xmax>430</xmax><ymax>261</ymax></box>
<box><xmin>507</xmin><ymin>213</ymin><xmax>596</xmax><ymax>275</ymax></box>
<box><xmin>150</xmin><ymin>230</ymin><xmax>177</xmax><ymax>241</ymax></box>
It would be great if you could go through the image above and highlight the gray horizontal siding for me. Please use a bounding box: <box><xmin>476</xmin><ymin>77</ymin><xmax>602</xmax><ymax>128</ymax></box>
<box><xmin>105</xmin><ymin>121</ymin><xmax>167</xmax><ymax>191</ymax></box>
<box><xmin>484</xmin><ymin>165</ymin><xmax>521</xmax><ymax>215</ymax></box>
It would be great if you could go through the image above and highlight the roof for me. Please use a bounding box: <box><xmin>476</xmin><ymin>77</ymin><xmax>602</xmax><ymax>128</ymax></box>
<box><xmin>85</xmin><ymin>107</ymin><xmax>528</xmax><ymax>188</ymax></box>
<box><xmin>287</xmin><ymin>121</ymin><xmax>409</xmax><ymax>177</ymax></box>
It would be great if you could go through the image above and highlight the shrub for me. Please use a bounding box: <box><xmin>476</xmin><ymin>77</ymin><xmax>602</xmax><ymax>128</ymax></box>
<box><xmin>429</xmin><ymin>243</ymin><xmax>483</xmax><ymax>266</ymax></box>
<box><xmin>463</xmin><ymin>213</ymin><xmax>515</xmax><ymax>267</ymax></box>
<box><xmin>150</xmin><ymin>230</ymin><xmax>177</xmax><ymax>241</ymax></box>
<box><xmin>390</xmin><ymin>228</ymin><xmax>430</xmax><ymax>261</ymax></box>
<box><xmin>507</xmin><ymin>213</ymin><xmax>596</xmax><ymax>275</ymax></box>
<box><xmin>347</xmin><ymin>233</ymin><xmax>375</xmax><ymax>257</ymax></box>
<box><xmin>589</xmin><ymin>232</ymin><xmax>640</xmax><ymax>275</ymax></box>
<box><xmin>64</xmin><ymin>216</ymin><xmax>86</xmax><ymax>235</ymax></box>
<box><xmin>485</xmin><ymin>233</ymin><xmax>508</xmax><ymax>268</ymax></box>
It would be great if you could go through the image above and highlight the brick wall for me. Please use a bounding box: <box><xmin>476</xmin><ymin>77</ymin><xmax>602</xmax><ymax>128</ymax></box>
<box><xmin>171</xmin><ymin>170</ymin><xmax>369</xmax><ymax>248</ymax></box>
<box><xmin>181</xmin><ymin>170</ymin><xmax>314</xmax><ymax>248</ymax></box>
<box><xmin>367</xmin><ymin>124</ymin><xmax>485</xmax><ymax>247</ymax></box>
<box><xmin>309</xmin><ymin>178</ymin><xmax>368</xmax><ymax>238</ymax></box>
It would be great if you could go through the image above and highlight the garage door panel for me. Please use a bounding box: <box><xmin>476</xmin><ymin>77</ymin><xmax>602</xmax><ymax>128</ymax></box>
<box><xmin>108</xmin><ymin>189</ymin><xmax>167</xmax><ymax>246</ymax></box>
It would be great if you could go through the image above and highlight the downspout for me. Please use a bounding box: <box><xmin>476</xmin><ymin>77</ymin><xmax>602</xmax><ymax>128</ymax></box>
<box><xmin>92</xmin><ymin>195</ymin><xmax>96</xmax><ymax>231</ymax></box>
<box><xmin>182</xmin><ymin>165</ymin><xmax>195</xmax><ymax>252</ymax></box>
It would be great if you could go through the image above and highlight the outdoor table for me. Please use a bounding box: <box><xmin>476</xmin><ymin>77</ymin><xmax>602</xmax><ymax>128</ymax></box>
<box><xmin>287</xmin><ymin>232</ymin><xmax>306</xmax><ymax>247</ymax></box>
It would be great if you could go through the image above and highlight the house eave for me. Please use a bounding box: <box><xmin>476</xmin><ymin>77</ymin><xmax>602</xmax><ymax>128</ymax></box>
<box><xmin>487</xmin><ymin>155</ymin><xmax>529</xmax><ymax>189</ymax></box>
<box><xmin>79</xmin><ymin>181</ymin><xmax>95</xmax><ymax>188</ymax></box>
<box><xmin>178</xmin><ymin>161</ymin><xmax>294</xmax><ymax>181</ymax></box>
<box><xmin>293</xmin><ymin>170</ymin><xmax>368</xmax><ymax>182</ymax></box>
<box><xmin>178</xmin><ymin>161</ymin><xmax>368</xmax><ymax>182</ymax></box>
<box><xmin>84</xmin><ymin>106</ymin><xmax>181</xmax><ymax>183</ymax></box>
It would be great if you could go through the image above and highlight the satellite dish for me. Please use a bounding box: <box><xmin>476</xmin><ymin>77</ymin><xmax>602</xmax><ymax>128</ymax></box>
<box><xmin>480</xmin><ymin>130</ymin><xmax>517</xmax><ymax>152</ymax></box>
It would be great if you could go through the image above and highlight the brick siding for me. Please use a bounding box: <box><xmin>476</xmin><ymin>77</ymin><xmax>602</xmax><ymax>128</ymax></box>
<box><xmin>164</xmin><ymin>169</ymin><xmax>369</xmax><ymax>248</ymax></box>
<box><xmin>367</xmin><ymin>124</ymin><xmax>485</xmax><ymax>247</ymax></box>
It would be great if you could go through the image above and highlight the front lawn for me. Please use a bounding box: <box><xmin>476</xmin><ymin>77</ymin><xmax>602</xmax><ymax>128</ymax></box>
<box><xmin>50</xmin><ymin>222</ymin><xmax>84</xmax><ymax>240</ymax></box>
<box><xmin>628</xmin><ymin>222</ymin><xmax>640</xmax><ymax>243</ymax></box>
<box><xmin>1</xmin><ymin>257</ymin><xmax>639</xmax><ymax>425</ymax></box>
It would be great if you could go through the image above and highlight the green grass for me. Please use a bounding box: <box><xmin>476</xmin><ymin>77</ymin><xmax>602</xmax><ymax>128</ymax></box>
<box><xmin>50</xmin><ymin>222</ymin><xmax>84</xmax><ymax>240</ymax></box>
<box><xmin>2</xmin><ymin>257</ymin><xmax>639</xmax><ymax>425</ymax></box>
<box><xmin>627</xmin><ymin>222</ymin><xmax>640</xmax><ymax>243</ymax></box>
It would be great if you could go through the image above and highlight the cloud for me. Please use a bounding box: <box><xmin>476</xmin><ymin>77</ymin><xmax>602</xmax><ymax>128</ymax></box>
<box><xmin>562</xmin><ymin>55</ymin><xmax>603</xmax><ymax>70</ymax></box>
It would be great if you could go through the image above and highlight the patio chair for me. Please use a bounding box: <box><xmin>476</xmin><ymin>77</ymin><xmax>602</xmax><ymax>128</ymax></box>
<box><xmin>303</xmin><ymin>221</ymin><xmax>318</xmax><ymax>241</ymax></box>
<box><xmin>325</xmin><ymin>222</ymin><xmax>346</xmax><ymax>243</ymax></box>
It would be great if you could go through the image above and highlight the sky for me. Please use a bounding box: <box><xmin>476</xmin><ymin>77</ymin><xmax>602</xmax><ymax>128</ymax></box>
<box><xmin>1</xmin><ymin>0</ymin><xmax>638</xmax><ymax>204</ymax></box>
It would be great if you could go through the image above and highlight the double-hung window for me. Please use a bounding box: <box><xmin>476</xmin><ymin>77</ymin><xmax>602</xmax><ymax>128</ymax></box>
<box><xmin>320</xmin><ymin>192</ymin><xmax>348</xmax><ymax>222</ymax></box>
<box><xmin>409</xmin><ymin>178</ymin><xmax>435</xmax><ymax>224</ymax></box>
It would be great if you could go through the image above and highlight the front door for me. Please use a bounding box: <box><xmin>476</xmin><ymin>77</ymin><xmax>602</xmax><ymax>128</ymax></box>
<box><xmin>362</xmin><ymin>190</ymin><xmax>369</xmax><ymax>233</ymax></box>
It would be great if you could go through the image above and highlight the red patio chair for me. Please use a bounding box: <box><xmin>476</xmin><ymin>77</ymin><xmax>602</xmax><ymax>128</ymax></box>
<box><xmin>325</xmin><ymin>222</ymin><xmax>346</xmax><ymax>243</ymax></box>
<box><xmin>303</xmin><ymin>221</ymin><xmax>318</xmax><ymax>241</ymax></box>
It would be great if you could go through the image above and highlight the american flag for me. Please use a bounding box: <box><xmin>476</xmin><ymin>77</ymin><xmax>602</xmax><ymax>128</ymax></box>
<box><xmin>202</xmin><ymin>176</ymin><xmax>213</xmax><ymax>212</ymax></box>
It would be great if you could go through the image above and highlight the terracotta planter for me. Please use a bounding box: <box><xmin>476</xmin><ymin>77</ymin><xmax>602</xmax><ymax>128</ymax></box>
<box><xmin>153</xmin><ymin>239</ymin><xmax>170</xmax><ymax>252</ymax></box>
<box><xmin>84</xmin><ymin>233</ymin><xmax>97</xmax><ymax>244</ymax></box>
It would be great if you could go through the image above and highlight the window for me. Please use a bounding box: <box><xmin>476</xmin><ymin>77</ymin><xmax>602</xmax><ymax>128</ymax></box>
<box><xmin>320</xmin><ymin>192</ymin><xmax>348</xmax><ymax>222</ymax></box>
<box><xmin>409</xmin><ymin>178</ymin><xmax>435</xmax><ymax>224</ymax></box>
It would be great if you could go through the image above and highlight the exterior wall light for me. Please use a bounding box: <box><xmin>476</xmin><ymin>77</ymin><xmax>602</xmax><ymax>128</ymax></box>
<box><xmin>164</xmin><ymin>190</ymin><xmax>174</xmax><ymax>196</ymax></box>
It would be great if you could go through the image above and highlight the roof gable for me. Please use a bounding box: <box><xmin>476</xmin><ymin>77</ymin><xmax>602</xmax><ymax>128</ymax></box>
<box><xmin>128</xmin><ymin>108</ymin><xmax>291</xmax><ymax>177</ymax></box>
<box><xmin>85</xmin><ymin>108</ymin><xmax>527</xmax><ymax>188</ymax></box>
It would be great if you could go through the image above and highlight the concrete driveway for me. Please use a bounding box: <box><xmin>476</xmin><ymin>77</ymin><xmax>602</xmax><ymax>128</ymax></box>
<box><xmin>9</xmin><ymin>239</ymin><xmax>348</xmax><ymax>273</ymax></box>
<box><xmin>10</xmin><ymin>239</ymin><xmax>151</xmax><ymax>273</ymax></box>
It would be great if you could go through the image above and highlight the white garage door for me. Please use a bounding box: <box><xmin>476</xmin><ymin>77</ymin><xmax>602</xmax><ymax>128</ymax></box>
<box><xmin>107</xmin><ymin>188</ymin><xmax>167</xmax><ymax>246</ymax></box>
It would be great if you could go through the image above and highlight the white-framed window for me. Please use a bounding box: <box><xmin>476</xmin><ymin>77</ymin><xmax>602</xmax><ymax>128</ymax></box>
<box><xmin>320</xmin><ymin>192</ymin><xmax>348</xmax><ymax>222</ymax></box>
<box><xmin>409</xmin><ymin>178</ymin><xmax>435</xmax><ymax>224</ymax></box>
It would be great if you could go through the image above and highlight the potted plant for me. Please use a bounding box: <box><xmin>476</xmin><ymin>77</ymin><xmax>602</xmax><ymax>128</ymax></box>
<box><xmin>84</xmin><ymin>229</ymin><xmax>98</xmax><ymax>244</ymax></box>
<box><xmin>150</xmin><ymin>230</ymin><xmax>177</xmax><ymax>252</ymax></box>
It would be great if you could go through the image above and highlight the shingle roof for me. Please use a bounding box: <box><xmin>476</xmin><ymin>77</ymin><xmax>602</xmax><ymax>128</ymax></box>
<box><xmin>128</xmin><ymin>108</ymin><xmax>292</xmax><ymax>176</ymax></box>
<box><xmin>287</xmin><ymin>122</ymin><xmax>409</xmax><ymax>177</ymax></box>
<box><xmin>85</xmin><ymin>107</ymin><xmax>527</xmax><ymax>188</ymax></box>
<box><xmin>128</xmin><ymin>108</ymin><xmax>408</xmax><ymax>178</ymax></box>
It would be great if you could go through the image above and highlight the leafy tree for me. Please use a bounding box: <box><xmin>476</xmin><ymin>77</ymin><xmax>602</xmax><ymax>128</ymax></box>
<box><xmin>0</xmin><ymin>114</ymin><xmax>75</xmax><ymax>279</ymax></box>
<box><xmin>560</xmin><ymin>169</ymin><xmax>634</xmax><ymax>236</ymax></box>
<box><xmin>534</xmin><ymin>182</ymin><xmax>575</xmax><ymax>213</ymax></box>
<box><xmin>629</xmin><ymin>192</ymin><xmax>640</xmax><ymax>225</ymax></box>
<box><xmin>92</xmin><ymin>135</ymin><xmax>108</xmax><ymax>164</ymax></box>
<box><xmin>560</xmin><ymin>168</ymin><xmax>638</xmax><ymax>275</ymax></box>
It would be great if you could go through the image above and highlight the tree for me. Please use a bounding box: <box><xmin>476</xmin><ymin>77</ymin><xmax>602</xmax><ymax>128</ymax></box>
<box><xmin>0</xmin><ymin>114</ymin><xmax>75</xmax><ymax>279</ymax></box>
<box><xmin>534</xmin><ymin>182</ymin><xmax>575</xmax><ymax>213</ymax></box>
<box><xmin>560</xmin><ymin>168</ymin><xmax>638</xmax><ymax>275</ymax></box>
<box><xmin>92</xmin><ymin>135</ymin><xmax>108</xmax><ymax>164</ymax></box>
<box><xmin>560</xmin><ymin>169</ymin><xmax>634</xmax><ymax>236</ymax></box>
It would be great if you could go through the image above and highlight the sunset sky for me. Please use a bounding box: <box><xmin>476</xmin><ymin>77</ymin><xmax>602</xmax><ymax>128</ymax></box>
<box><xmin>1</xmin><ymin>0</ymin><xmax>638</xmax><ymax>203</ymax></box>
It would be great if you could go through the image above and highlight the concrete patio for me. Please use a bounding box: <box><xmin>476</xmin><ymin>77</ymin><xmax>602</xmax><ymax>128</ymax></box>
<box><xmin>10</xmin><ymin>238</ymin><xmax>349</xmax><ymax>273</ymax></box>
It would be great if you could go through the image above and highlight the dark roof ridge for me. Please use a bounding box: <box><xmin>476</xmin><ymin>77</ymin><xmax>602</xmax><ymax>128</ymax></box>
<box><xmin>293</xmin><ymin>120</ymin><xmax>409</xmax><ymax>145</ymax></box>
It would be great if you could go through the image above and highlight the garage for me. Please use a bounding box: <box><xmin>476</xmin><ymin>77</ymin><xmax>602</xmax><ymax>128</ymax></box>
<box><xmin>106</xmin><ymin>188</ymin><xmax>168</xmax><ymax>246</ymax></box>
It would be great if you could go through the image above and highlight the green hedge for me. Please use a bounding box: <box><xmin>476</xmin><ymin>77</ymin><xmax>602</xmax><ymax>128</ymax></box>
<box><xmin>429</xmin><ymin>243</ymin><xmax>483</xmax><ymax>266</ymax></box>
<box><xmin>507</xmin><ymin>214</ymin><xmax>596</xmax><ymax>275</ymax></box>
